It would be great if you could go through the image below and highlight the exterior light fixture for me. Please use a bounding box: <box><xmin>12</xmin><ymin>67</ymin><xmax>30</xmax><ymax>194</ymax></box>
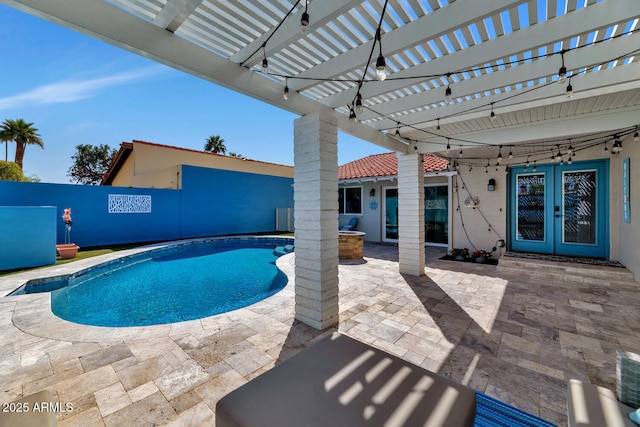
<box><xmin>349</xmin><ymin>107</ymin><xmax>357</xmax><ymax>123</ymax></box>
<box><xmin>488</xmin><ymin>178</ymin><xmax>496</xmax><ymax>191</ymax></box>
<box><xmin>300</xmin><ymin>1</ymin><xmax>309</xmax><ymax>34</ymax></box>
<box><xmin>558</xmin><ymin>50</ymin><xmax>567</xmax><ymax>83</ymax></box>
<box><xmin>375</xmin><ymin>29</ymin><xmax>388</xmax><ymax>81</ymax></box>
<box><xmin>369</xmin><ymin>188</ymin><xmax>375</xmax><ymax>197</ymax></box>
<box><xmin>566</xmin><ymin>80</ymin><xmax>573</xmax><ymax>98</ymax></box>
<box><xmin>375</xmin><ymin>54</ymin><xmax>387</xmax><ymax>81</ymax></box>
<box><xmin>355</xmin><ymin>92</ymin><xmax>364</xmax><ymax>115</ymax></box>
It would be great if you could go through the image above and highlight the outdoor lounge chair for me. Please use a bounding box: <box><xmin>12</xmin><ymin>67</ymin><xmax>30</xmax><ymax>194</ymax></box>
<box><xmin>216</xmin><ymin>332</ymin><xmax>476</xmax><ymax>427</ymax></box>
<box><xmin>339</xmin><ymin>217</ymin><xmax>357</xmax><ymax>231</ymax></box>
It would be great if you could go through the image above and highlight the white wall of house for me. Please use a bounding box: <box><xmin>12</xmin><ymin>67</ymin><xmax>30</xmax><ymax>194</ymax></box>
<box><xmin>615</xmin><ymin>133</ymin><xmax>639</xmax><ymax>281</ymax></box>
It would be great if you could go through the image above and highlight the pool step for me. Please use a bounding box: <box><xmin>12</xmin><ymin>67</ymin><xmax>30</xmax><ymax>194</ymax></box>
<box><xmin>274</xmin><ymin>245</ymin><xmax>294</xmax><ymax>257</ymax></box>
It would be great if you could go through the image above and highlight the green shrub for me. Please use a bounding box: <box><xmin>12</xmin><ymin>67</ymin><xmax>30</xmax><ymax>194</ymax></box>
<box><xmin>0</xmin><ymin>160</ymin><xmax>25</xmax><ymax>181</ymax></box>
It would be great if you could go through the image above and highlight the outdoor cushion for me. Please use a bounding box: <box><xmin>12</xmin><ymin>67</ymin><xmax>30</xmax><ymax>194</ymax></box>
<box><xmin>216</xmin><ymin>332</ymin><xmax>476</xmax><ymax>427</ymax></box>
<box><xmin>567</xmin><ymin>379</ymin><xmax>636</xmax><ymax>427</ymax></box>
<box><xmin>0</xmin><ymin>390</ymin><xmax>57</xmax><ymax>427</ymax></box>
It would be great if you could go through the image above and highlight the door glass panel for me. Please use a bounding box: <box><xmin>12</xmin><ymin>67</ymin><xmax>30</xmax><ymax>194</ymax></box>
<box><xmin>425</xmin><ymin>186</ymin><xmax>448</xmax><ymax>244</ymax></box>
<box><xmin>563</xmin><ymin>171</ymin><xmax>596</xmax><ymax>244</ymax></box>
<box><xmin>516</xmin><ymin>174</ymin><xmax>546</xmax><ymax>241</ymax></box>
<box><xmin>385</xmin><ymin>188</ymin><xmax>398</xmax><ymax>240</ymax></box>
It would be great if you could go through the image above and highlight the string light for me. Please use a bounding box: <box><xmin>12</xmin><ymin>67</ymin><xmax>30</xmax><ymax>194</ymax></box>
<box><xmin>261</xmin><ymin>46</ymin><xmax>268</xmax><ymax>73</ymax></box>
<box><xmin>490</xmin><ymin>103</ymin><xmax>496</xmax><ymax>122</ymax></box>
<box><xmin>635</xmin><ymin>127</ymin><xmax>639</xmax><ymax>141</ymax></box>
<box><xmin>508</xmin><ymin>148</ymin><xmax>513</xmax><ymax>159</ymax></box>
<box><xmin>532</xmin><ymin>161</ymin><xmax>537</xmax><ymax>172</ymax></box>
<box><xmin>505</xmin><ymin>165</ymin><xmax>509</xmax><ymax>175</ymax></box>
<box><xmin>375</xmin><ymin>29</ymin><xmax>388</xmax><ymax>81</ymax></box>
<box><xmin>436</xmin><ymin>118</ymin><xmax>440</xmax><ymax>131</ymax></box>
<box><xmin>497</xmin><ymin>145</ymin><xmax>503</xmax><ymax>164</ymax></box>
<box><xmin>459</xmin><ymin>146</ymin><xmax>463</xmax><ymax>157</ymax></box>
<box><xmin>355</xmin><ymin>92</ymin><xmax>364</xmax><ymax>115</ymax></box>
<box><xmin>444</xmin><ymin>73</ymin><xmax>452</xmax><ymax>103</ymax></box>
<box><xmin>349</xmin><ymin>107</ymin><xmax>357</xmax><ymax>123</ymax></box>
<box><xmin>566</xmin><ymin>79</ymin><xmax>573</xmax><ymax>98</ymax></box>
<box><xmin>558</xmin><ymin>50</ymin><xmax>567</xmax><ymax>83</ymax></box>
<box><xmin>283</xmin><ymin>78</ymin><xmax>289</xmax><ymax>100</ymax></box>
<box><xmin>446</xmin><ymin>139</ymin><xmax>451</xmax><ymax>154</ymax></box>
<box><xmin>395</xmin><ymin>122</ymin><xmax>401</xmax><ymax>138</ymax></box>
<box><xmin>300</xmin><ymin>0</ymin><xmax>310</xmax><ymax>34</ymax></box>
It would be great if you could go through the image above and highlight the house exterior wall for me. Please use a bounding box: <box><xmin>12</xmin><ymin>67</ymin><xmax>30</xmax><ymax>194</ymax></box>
<box><xmin>450</xmin><ymin>144</ymin><xmax>630</xmax><ymax>266</ymax></box>
<box><xmin>109</xmin><ymin>141</ymin><xmax>294</xmax><ymax>189</ymax></box>
<box><xmin>339</xmin><ymin>174</ymin><xmax>451</xmax><ymax>245</ymax></box>
<box><xmin>615</xmin><ymin>133</ymin><xmax>639</xmax><ymax>281</ymax></box>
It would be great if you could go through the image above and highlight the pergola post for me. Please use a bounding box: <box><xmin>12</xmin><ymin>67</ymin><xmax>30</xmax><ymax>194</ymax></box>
<box><xmin>293</xmin><ymin>112</ymin><xmax>339</xmax><ymax>330</ymax></box>
<box><xmin>397</xmin><ymin>152</ymin><xmax>425</xmax><ymax>276</ymax></box>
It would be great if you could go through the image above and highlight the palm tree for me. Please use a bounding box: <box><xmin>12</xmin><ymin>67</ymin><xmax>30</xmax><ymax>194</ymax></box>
<box><xmin>0</xmin><ymin>119</ymin><xmax>44</xmax><ymax>170</ymax></box>
<box><xmin>204</xmin><ymin>135</ymin><xmax>226</xmax><ymax>154</ymax></box>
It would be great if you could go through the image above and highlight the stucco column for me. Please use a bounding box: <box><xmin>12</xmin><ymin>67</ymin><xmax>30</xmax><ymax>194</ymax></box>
<box><xmin>293</xmin><ymin>111</ymin><xmax>339</xmax><ymax>330</ymax></box>
<box><xmin>397</xmin><ymin>152</ymin><xmax>425</xmax><ymax>276</ymax></box>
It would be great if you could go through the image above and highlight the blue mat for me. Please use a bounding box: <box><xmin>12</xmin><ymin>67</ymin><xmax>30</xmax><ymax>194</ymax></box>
<box><xmin>475</xmin><ymin>392</ymin><xmax>557</xmax><ymax>427</ymax></box>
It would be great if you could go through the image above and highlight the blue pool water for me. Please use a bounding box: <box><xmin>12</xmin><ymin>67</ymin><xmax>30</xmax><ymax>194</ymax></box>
<box><xmin>48</xmin><ymin>239</ymin><xmax>291</xmax><ymax>327</ymax></box>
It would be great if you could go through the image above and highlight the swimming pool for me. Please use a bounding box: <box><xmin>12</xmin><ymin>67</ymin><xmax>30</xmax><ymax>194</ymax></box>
<box><xmin>20</xmin><ymin>237</ymin><xmax>292</xmax><ymax>327</ymax></box>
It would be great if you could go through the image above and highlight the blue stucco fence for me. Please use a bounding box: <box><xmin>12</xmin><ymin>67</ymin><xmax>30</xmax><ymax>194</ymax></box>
<box><xmin>0</xmin><ymin>165</ymin><xmax>293</xmax><ymax>270</ymax></box>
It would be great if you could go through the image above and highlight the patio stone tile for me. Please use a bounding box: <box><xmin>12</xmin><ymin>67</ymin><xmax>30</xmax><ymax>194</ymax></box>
<box><xmin>116</xmin><ymin>355</ymin><xmax>174</xmax><ymax>391</ymax></box>
<box><xmin>169</xmin><ymin>389</ymin><xmax>202</xmax><ymax>414</ymax></box>
<box><xmin>128</xmin><ymin>381</ymin><xmax>159</xmax><ymax>403</ymax></box>
<box><xmin>103</xmin><ymin>392</ymin><xmax>175</xmax><ymax>427</ymax></box>
<box><xmin>160</xmin><ymin>401</ymin><xmax>215</xmax><ymax>427</ymax></box>
<box><xmin>154</xmin><ymin>360</ymin><xmax>210</xmax><ymax>401</ymax></box>
<box><xmin>79</xmin><ymin>343</ymin><xmax>134</xmax><ymax>372</ymax></box>
<box><xmin>94</xmin><ymin>382</ymin><xmax>132</xmax><ymax>417</ymax></box>
<box><xmin>58</xmin><ymin>407</ymin><xmax>105</xmax><ymax>427</ymax></box>
<box><xmin>57</xmin><ymin>365</ymin><xmax>119</xmax><ymax>403</ymax></box>
<box><xmin>224</xmin><ymin>343</ymin><xmax>275</xmax><ymax>377</ymax></box>
<box><xmin>195</xmin><ymin>370</ymin><xmax>247</xmax><ymax>409</ymax></box>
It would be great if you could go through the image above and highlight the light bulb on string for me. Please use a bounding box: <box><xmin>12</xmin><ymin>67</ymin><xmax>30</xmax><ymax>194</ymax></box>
<box><xmin>436</xmin><ymin>118</ymin><xmax>440</xmax><ymax>131</ymax></box>
<box><xmin>635</xmin><ymin>127</ymin><xmax>639</xmax><ymax>141</ymax></box>
<box><xmin>374</xmin><ymin>29</ymin><xmax>388</xmax><ymax>81</ymax></box>
<box><xmin>348</xmin><ymin>107</ymin><xmax>357</xmax><ymax>123</ymax></box>
<box><xmin>558</xmin><ymin>50</ymin><xmax>567</xmax><ymax>83</ymax></box>
<box><xmin>261</xmin><ymin>46</ymin><xmax>268</xmax><ymax>73</ymax></box>
<box><xmin>532</xmin><ymin>161</ymin><xmax>537</xmax><ymax>172</ymax></box>
<box><xmin>459</xmin><ymin>146</ymin><xmax>463</xmax><ymax>157</ymax></box>
<box><xmin>505</xmin><ymin>165</ymin><xmax>509</xmax><ymax>175</ymax></box>
<box><xmin>497</xmin><ymin>145</ymin><xmax>503</xmax><ymax>164</ymax></box>
<box><xmin>446</xmin><ymin>139</ymin><xmax>451</xmax><ymax>154</ymax></box>
<box><xmin>283</xmin><ymin>78</ymin><xmax>289</xmax><ymax>100</ymax></box>
<box><xmin>355</xmin><ymin>92</ymin><xmax>364</xmax><ymax>115</ymax></box>
<box><xmin>603</xmin><ymin>142</ymin><xmax>608</xmax><ymax>155</ymax></box>
<box><xmin>566</xmin><ymin>79</ymin><xmax>573</xmax><ymax>98</ymax></box>
<box><xmin>444</xmin><ymin>74</ymin><xmax>452</xmax><ymax>103</ymax></box>
<box><xmin>508</xmin><ymin>148</ymin><xmax>513</xmax><ymax>159</ymax></box>
<box><xmin>526</xmin><ymin>156</ymin><xmax>530</xmax><ymax>168</ymax></box>
<box><xmin>490</xmin><ymin>103</ymin><xmax>496</xmax><ymax>122</ymax></box>
<box><xmin>395</xmin><ymin>122</ymin><xmax>401</xmax><ymax>138</ymax></box>
<box><xmin>300</xmin><ymin>0</ymin><xmax>309</xmax><ymax>34</ymax></box>
<box><xmin>567</xmin><ymin>140</ymin><xmax>573</xmax><ymax>156</ymax></box>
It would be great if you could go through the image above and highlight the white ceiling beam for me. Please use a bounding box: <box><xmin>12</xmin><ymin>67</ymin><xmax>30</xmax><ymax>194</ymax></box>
<box><xmin>358</xmin><ymin>32</ymin><xmax>639</xmax><ymax>121</ymax></box>
<box><xmin>322</xmin><ymin>0</ymin><xmax>639</xmax><ymax>110</ymax></box>
<box><xmin>414</xmin><ymin>105</ymin><xmax>640</xmax><ymax>149</ymax></box>
<box><xmin>1</xmin><ymin>0</ymin><xmax>408</xmax><ymax>152</ymax></box>
<box><xmin>291</xmin><ymin>0</ymin><xmax>523</xmax><ymax>92</ymax></box>
<box><xmin>369</xmin><ymin>60</ymin><xmax>640</xmax><ymax>132</ymax></box>
<box><xmin>230</xmin><ymin>0</ymin><xmax>360</xmax><ymax>67</ymax></box>
<box><xmin>153</xmin><ymin>0</ymin><xmax>203</xmax><ymax>32</ymax></box>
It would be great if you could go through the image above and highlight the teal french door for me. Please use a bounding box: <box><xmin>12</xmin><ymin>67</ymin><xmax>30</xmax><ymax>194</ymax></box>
<box><xmin>509</xmin><ymin>160</ymin><xmax>609</xmax><ymax>258</ymax></box>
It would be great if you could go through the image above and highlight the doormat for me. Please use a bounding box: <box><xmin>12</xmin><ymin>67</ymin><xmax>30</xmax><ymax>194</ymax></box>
<box><xmin>503</xmin><ymin>251</ymin><xmax>625</xmax><ymax>268</ymax></box>
<box><xmin>440</xmin><ymin>255</ymin><xmax>499</xmax><ymax>265</ymax></box>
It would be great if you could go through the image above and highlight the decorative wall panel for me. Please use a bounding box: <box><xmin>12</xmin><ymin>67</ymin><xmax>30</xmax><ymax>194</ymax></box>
<box><xmin>108</xmin><ymin>194</ymin><xmax>152</xmax><ymax>213</ymax></box>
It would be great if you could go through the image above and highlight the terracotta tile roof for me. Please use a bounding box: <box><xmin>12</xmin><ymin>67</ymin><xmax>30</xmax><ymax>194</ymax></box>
<box><xmin>339</xmin><ymin>152</ymin><xmax>448</xmax><ymax>180</ymax></box>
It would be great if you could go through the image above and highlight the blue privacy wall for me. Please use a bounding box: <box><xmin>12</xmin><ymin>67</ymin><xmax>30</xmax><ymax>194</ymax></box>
<box><xmin>0</xmin><ymin>181</ymin><xmax>181</xmax><ymax>248</ymax></box>
<box><xmin>0</xmin><ymin>206</ymin><xmax>56</xmax><ymax>270</ymax></box>
<box><xmin>180</xmin><ymin>165</ymin><xmax>294</xmax><ymax>238</ymax></box>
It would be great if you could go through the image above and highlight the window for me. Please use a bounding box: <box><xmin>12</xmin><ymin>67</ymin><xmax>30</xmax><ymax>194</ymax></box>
<box><xmin>338</xmin><ymin>186</ymin><xmax>362</xmax><ymax>214</ymax></box>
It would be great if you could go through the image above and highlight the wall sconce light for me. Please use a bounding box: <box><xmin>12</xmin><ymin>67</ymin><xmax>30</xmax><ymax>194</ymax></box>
<box><xmin>487</xmin><ymin>179</ymin><xmax>496</xmax><ymax>192</ymax></box>
<box><xmin>369</xmin><ymin>188</ymin><xmax>376</xmax><ymax>197</ymax></box>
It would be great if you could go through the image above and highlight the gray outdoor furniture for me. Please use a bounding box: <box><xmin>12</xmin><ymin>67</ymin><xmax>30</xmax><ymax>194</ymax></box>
<box><xmin>216</xmin><ymin>332</ymin><xmax>476</xmax><ymax>427</ymax></box>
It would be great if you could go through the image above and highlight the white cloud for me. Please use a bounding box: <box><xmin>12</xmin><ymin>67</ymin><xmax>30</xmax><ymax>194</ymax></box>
<box><xmin>0</xmin><ymin>66</ymin><xmax>168</xmax><ymax>110</ymax></box>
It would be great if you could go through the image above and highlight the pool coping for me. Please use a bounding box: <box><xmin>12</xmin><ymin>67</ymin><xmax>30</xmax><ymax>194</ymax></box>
<box><xmin>1</xmin><ymin>236</ymin><xmax>296</xmax><ymax>343</ymax></box>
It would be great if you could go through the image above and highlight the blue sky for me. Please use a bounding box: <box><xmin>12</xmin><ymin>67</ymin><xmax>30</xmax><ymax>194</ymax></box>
<box><xmin>0</xmin><ymin>5</ymin><xmax>386</xmax><ymax>184</ymax></box>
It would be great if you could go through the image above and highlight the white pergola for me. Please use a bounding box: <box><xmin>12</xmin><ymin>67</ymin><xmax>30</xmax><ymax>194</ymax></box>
<box><xmin>5</xmin><ymin>0</ymin><xmax>639</xmax><ymax>329</ymax></box>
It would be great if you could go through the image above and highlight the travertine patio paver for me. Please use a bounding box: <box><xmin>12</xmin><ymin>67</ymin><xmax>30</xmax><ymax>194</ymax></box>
<box><xmin>1</xmin><ymin>243</ymin><xmax>639</xmax><ymax>427</ymax></box>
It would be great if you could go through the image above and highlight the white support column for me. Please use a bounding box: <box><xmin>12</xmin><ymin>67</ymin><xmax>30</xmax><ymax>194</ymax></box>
<box><xmin>293</xmin><ymin>111</ymin><xmax>339</xmax><ymax>330</ymax></box>
<box><xmin>397</xmin><ymin>152</ymin><xmax>425</xmax><ymax>276</ymax></box>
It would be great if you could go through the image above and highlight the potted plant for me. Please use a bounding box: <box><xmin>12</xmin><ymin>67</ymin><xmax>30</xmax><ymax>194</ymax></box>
<box><xmin>56</xmin><ymin>208</ymin><xmax>79</xmax><ymax>259</ymax></box>
<box><xmin>450</xmin><ymin>248</ymin><xmax>469</xmax><ymax>261</ymax></box>
<box><xmin>471</xmin><ymin>249</ymin><xmax>492</xmax><ymax>263</ymax></box>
